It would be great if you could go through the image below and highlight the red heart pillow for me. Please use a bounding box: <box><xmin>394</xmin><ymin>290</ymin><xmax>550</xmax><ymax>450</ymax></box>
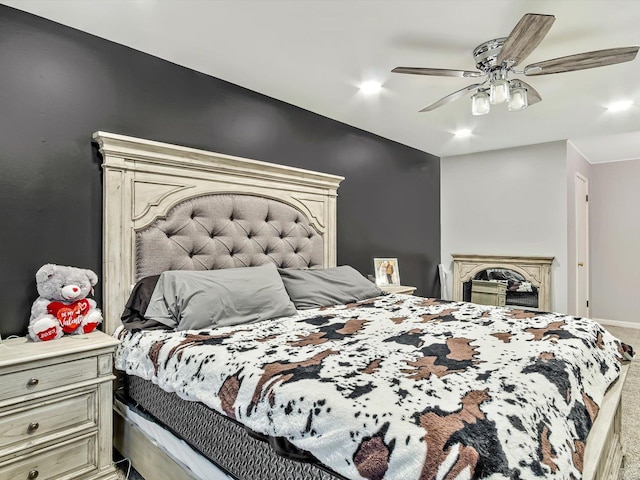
<box><xmin>47</xmin><ymin>299</ymin><xmax>90</xmax><ymax>333</ymax></box>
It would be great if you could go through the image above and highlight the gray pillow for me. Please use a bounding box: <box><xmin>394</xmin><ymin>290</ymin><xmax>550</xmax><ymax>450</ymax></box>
<box><xmin>278</xmin><ymin>265</ymin><xmax>383</xmax><ymax>309</ymax></box>
<box><xmin>145</xmin><ymin>264</ymin><xmax>297</xmax><ymax>330</ymax></box>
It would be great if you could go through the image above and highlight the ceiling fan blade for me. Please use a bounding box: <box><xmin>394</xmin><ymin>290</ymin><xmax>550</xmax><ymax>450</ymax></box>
<box><xmin>392</xmin><ymin>67</ymin><xmax>485</xmax><ymax>78</ymax></box>
<box><xmin>514</xmin><ymin>80</ymin><xmax>542</xmax><ymax>105</ymax></box>
<box><xmin>497</xmin><ymin>13</ymin><xmax>555</xmax><ymax>66</ymax></box>
<box><xmin>524</xmin><ymin>46</ymin><xmax>639</xmax><ymax>75</ymax></box>
<box><xmin>419</xmin><ymin>83</ymin><xmax>483</xmax><ymax>112</ymax></box>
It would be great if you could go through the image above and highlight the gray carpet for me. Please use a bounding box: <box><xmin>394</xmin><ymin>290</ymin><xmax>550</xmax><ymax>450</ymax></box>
<box><xmin>619</xmin><ymin>358</ymin><xmax>640</xmax><ymax>480</ymax></box>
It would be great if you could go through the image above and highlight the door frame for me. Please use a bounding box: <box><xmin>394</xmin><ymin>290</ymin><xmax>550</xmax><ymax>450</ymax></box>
<box><xmin>575</xmin><ymin>172</ymin><xmax>589</xmax><ymax>317</ymax></box>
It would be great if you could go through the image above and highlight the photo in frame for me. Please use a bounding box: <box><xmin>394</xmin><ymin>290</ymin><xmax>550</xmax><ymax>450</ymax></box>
<box><xmin>373</xmin><ymin>258</ymin><xmax>400</xmax><ymax>286</ymax></box>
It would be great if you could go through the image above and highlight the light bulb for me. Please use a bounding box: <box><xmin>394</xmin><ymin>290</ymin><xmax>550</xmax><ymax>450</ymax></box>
<box><xmin>471</xmin><ymin>90</ymin><xmax>490</xmax><ymax>115</ymax></box>
<box><xmin>508</xmin><ymin>85</ymin><xmax>528</xmax><ymax>111</ymax></box>
<box><xmin>490</xmin><ymin>79</ymin><xmax>510</xmax><ymax>104</ymax></box>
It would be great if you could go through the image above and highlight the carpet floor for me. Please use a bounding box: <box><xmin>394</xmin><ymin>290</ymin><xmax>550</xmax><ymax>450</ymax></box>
<box><xmin>619</xmin><ymin>357</ymin><xmax>640</xmax><ymax>480</ymax></box>
<box><xmin>602</xmin><ymin>325</ymin><xmax>640</xmax><ymax>480</ymax></box>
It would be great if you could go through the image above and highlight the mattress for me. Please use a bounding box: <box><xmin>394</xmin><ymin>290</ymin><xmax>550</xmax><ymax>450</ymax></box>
<box><xmin>116</xmin><ymin>397</ymin><xmax>233</xmax><ymax>480</ymax></box>
<box><xmin>122</xmin><ymin>373</ymin><xmax>342</xmax><ymax>480</ymax></box>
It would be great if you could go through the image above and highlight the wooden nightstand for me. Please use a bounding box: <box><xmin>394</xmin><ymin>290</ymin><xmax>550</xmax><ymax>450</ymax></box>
<box><xmin>380</xmin><ymin>285</ymin><xmax>417</xmax><ymax>295</ymax></box>
<box><xmin>0</xmin><ymin>331</ymin><xmax>119</xmax><ymax>480</ymax></box>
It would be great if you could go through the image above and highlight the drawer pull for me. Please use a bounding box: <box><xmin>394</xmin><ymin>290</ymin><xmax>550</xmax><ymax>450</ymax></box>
<box><xmin>27</xmin><ymin>378</ymin><xmax>39</xmax><ymax>388</ymax></box>
<box><xmin>28</xmin><ymin>470</ymin><xmax>39</xmax><ymax>479</ymax></box>
<box><xmin>27</xmin><ymin>422</ymin><xmax>40</xmax><ymax>433</ymax></box>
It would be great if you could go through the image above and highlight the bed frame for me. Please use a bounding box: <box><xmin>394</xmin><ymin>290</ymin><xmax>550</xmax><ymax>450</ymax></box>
<box><xmin>95</xmin><ymin>131</ymin><xmax>627</xmax><ymax>480</ymax></box>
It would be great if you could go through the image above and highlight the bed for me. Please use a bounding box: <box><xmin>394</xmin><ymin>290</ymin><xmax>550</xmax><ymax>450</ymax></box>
<box><xmin>96</xmin><ymin>131</ymin><xmax>631</xmax><ymax>480</ymax></box>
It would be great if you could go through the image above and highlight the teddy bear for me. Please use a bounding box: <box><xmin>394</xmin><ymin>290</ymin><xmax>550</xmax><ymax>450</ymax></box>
<box><xmin>28</xmin><ymin>264</ymin><xmax>103</xmax><ymax>342</ymax></box>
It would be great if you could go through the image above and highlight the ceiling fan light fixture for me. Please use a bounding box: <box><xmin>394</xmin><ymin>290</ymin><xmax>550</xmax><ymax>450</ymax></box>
<box><xmin>391</xmin><ymin>14</ymin><xmax>639</xmax><ymax>114</ymax></box>
<box><xmin>471</xmin><ymin>90</ymin><xmax>491</xmax><ymax>115</ymax></box>
<box><xmin>490</xmin><ymin>79</ymin><xmax>510</xmax><ymax>104</ymax></box>
<box><xmin>508</xmin><ymin>84</ymin><xmax>528</xmax><ymax>111</ymax></box>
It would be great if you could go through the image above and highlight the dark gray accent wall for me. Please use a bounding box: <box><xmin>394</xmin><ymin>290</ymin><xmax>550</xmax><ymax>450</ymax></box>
<box><xmin>0</xmin><ymin>6</ymin><xmax>440</xmax><ymax>337</ymax></box>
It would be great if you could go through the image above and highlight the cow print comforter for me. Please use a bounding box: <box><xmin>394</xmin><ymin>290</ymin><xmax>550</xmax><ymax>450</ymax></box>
<box><xmin>114</xmin><ymin>294</ymin><xmax>631</xmax><ymax>480</ymax></box>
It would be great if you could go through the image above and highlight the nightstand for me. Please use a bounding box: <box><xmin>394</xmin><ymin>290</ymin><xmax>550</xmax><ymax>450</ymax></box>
<box><xmin>380</xmin><ymin>285</ymin><xmax>417</xmax><ymax>295</ymax></box>
<box><xmin>0</xmin><ymin>331</ymin><xmax>119</xmax><ymax>480</ymax></box>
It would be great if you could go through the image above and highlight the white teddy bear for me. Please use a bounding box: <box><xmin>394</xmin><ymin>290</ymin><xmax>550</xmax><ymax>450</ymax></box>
<box><xmin>28</xmin><ymin>264</ymin><xmax>103</xmax><ymax>342</ymax></box>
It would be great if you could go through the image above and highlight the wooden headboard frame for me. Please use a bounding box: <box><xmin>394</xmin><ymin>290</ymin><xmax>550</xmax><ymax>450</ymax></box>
<box><xmin>95</xmin><ymin>132</ymin><xmax>344</xmax><ymax>334</ymax></box>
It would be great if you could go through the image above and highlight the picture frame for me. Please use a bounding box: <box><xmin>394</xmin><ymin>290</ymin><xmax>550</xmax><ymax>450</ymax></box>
<box><xmin>373</xmin><ymin>258</ymin><xmax>400</xmax><ymax>286</ymax></box>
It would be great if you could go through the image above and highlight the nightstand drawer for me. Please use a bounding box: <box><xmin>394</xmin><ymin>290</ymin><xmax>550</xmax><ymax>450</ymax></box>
<box><xmin>0</xmin><ymin>390</ymin><xmax>96</xmax><ymax>455</ymax></box>
<box><xmin>0</xmin><ymin>357</ymin><xmax>97</xmax><ymax>403</ymax></box>
<box><xmin>0</xmin><ymin>434</ymin><xmax>96</xmax><ymax>480</ymax></box>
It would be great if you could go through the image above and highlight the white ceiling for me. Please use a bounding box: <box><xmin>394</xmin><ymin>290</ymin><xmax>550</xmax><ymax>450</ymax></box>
<box><xmin>5</xmin><ymin>0</ymin><xmax>640</xmax><ymax>161</ymax></box>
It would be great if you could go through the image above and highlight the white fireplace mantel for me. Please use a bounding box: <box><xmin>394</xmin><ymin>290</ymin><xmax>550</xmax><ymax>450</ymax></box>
<box><xmin>452</xmin><ymin>254</ymin><xmax>554</xmax><ymax>311</ymax></box>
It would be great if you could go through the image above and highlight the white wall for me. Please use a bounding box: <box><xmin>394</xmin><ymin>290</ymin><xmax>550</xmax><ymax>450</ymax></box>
<box><xmin>590</xmin><ymin>159</ymin><xmax>640</xmax><ymax>324</ymax></box>
<box><xmin>441</xmin><ymin>141</ymin><xmax>569</xmax><ymax>313</ymax></box>
<box><xmin>566</xmin><ymin>143</ymin><xmax>592</xmax><ymax>316</ymax></box>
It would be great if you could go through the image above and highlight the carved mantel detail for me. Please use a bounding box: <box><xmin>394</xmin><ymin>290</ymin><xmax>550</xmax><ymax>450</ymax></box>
<box><xmin>452</xmin><ymin>254</ymin><xmax>554</xmax><ymax>311</ymax></box>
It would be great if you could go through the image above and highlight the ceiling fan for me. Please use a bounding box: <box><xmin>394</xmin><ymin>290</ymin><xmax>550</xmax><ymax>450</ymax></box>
<box><xmin>392</xmin><ymin>13</ymin><xmax>639</xmax><ymax>114</ymax></box>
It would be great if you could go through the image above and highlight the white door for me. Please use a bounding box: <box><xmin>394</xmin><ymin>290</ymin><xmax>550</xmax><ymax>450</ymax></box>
<box><xmin>576</xmin><ymin>173</ymin><xmax>589</xmax><ymax>317</ymax></box>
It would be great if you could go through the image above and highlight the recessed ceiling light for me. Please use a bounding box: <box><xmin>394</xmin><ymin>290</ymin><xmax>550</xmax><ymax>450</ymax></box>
<box><xmin>359</xmin><ymin>81</ymin><xmax>382</xmax><ymax>95</ymax></box>
<box><xmin>454</xmin><ymin>129</ymin><xmax>472</xmax><ymax>138</ymax></box>
<box><xmin>607</xmin><ymin>100</ymin><xmax>633</xmax><ymax>112</ymax></box>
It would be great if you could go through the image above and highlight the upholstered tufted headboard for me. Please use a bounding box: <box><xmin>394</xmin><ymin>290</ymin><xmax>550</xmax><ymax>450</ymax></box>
<box><xmin>136</xmin><ymin>194</ymin><xmax>324</xmax><ymax>278</ymax></box>
<box><xmin>95</xmin><ymin>132</ymin><xmax>343</xmax><ymax>334</ymax></box>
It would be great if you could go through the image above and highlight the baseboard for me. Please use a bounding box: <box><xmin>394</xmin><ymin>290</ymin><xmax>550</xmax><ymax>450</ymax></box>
<box><xmin>593</xmin><ymin>318</ymin><xmax>640</xmax><ymax>330</ymax></box>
